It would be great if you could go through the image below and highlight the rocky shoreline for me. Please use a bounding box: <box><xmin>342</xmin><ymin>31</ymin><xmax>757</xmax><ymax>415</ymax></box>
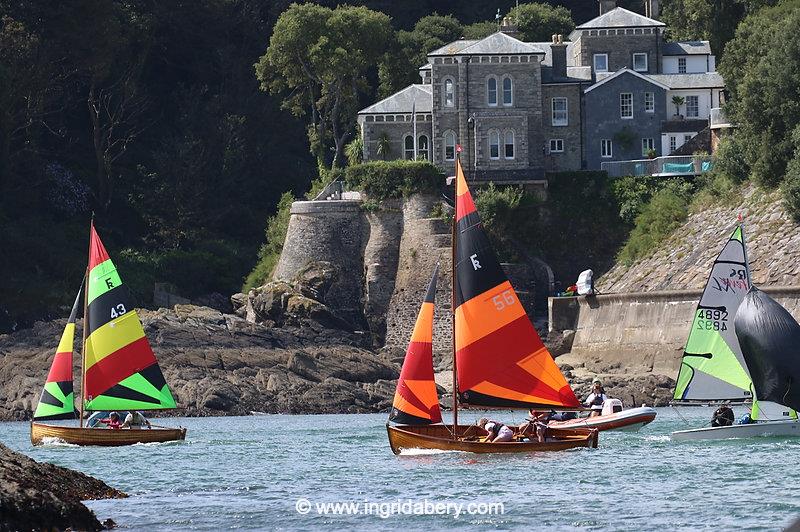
<box><xmin>0</xmin><ymin>443</ymin><xmax>125</xmax><ymax>531</ymax></box>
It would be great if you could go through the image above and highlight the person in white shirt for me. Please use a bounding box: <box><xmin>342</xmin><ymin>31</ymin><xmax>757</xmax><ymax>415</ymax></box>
<box><xmin>122</xmin><ymin>411</ymin><xmax>151</xmax><ymax>429</ymax></box>
<box><xmin>584</xmin><ymin>379</ymin><xmax>607</xmax><ymax>417</ymax></box>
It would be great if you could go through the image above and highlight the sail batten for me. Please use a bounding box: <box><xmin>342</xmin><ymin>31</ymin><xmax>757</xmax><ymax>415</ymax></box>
<box><xmin>453</xmin><ymin>159</ymin><xmax>579</xmax><ymax>410</ymax></box>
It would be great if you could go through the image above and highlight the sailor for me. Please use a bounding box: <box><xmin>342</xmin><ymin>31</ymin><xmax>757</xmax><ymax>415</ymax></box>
<box><xmin>476</xmin><ymin>417</ymin><xmax>514</xmax><ymax>442</ymax></box>
<box><xmin>584</xmin><ymin>379</ymin><xmax>607</xmax><ymax>417</ymax></box>
<box><xmin>122</xmin><ymin>411</ymin><xmax>152</xmax><ymax>429</ymax></box>
<box><xmin>711</xmin><ymin>404</ymin><xmax>735</xmax><ymax>427</ymax></box>
<box><xmin>99</xmin><ymin>412</ymin><xmax>122</xmax><ymax>429</ymax></box>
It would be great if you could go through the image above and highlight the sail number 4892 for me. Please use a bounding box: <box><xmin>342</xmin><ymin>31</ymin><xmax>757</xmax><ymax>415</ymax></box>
<box><xmin>492</xmin><ymin>290</ymin><xmax>515</xmax><ymax>311</ymax></box>
<box><xmin>696</xmin><ymin>308</ymin><xmax>727</xmax><ymax>331</ymax></box>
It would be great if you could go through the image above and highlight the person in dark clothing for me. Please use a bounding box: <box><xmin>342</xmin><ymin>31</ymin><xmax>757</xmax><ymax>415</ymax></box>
<box><xmin>711</xmin><ymin>405</ymin><xmax>735</xmax><ymax>427</ymax></box>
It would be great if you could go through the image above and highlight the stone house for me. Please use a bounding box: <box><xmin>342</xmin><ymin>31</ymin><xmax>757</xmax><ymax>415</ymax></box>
<box><xmin>357</xmin><ymin>0</ymin><xmax>725</xmax><ymax>180</ymax></box>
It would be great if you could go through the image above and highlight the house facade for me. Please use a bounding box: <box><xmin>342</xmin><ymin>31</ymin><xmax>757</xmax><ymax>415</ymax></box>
<box><xmin>357</xmin><ymin>0</ymin><xmax>725</xmax><ymax>181</ymax></box>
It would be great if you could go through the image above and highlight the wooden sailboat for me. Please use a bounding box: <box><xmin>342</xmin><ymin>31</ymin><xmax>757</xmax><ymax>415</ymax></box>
<box><xmin>31</xmin><ymin>222</ymin><xmax>186</xmax><ymax>446</ymax></box>
<box><xmin>387</xmin><ymin>159</ymin><xmax>598</xmax><ymax>453</ymax></box>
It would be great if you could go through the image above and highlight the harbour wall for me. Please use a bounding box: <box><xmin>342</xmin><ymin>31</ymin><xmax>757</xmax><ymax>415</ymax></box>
<box><xmin>552</xmin><ymin>286</ymin><xmax>800</xmax><ymax>376</ymax></box>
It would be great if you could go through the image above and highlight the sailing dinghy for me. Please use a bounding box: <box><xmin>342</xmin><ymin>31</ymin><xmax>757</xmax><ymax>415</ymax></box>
<box><xmin>386</xmin><ymin>159</ymin><xmax>598</xmax><ymax>453</ymax></box>
<box><xmin>31</xmin><ymin>222</ymin><xmax>186</xmax><ymax>446</ymax></box>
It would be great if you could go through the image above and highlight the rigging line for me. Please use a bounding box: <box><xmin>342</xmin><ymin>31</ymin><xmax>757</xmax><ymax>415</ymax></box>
<box><xmin>670</xmin><ymin>403</ymin><xmax>694</xmax><ymax>427</ymax></box>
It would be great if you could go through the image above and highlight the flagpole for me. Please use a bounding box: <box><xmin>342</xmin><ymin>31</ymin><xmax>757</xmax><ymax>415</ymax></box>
<box><xmin>412</xmin><ymin>98</ymin><xmax>417</xmax><ymax>161</ymax></box>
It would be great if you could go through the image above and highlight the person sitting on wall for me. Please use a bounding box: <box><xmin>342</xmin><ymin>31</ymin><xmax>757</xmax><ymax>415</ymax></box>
<box><xmin>584</xmin><ymin>379</ymin><xmax>607</xmax><ymax>417</ymax></box>
<box><xmin>711</xmin><ymin>404</ymin><xmax>735</xmax><ymax>427</ymax></box>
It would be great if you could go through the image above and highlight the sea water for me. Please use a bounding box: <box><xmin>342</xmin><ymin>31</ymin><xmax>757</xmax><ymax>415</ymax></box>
<box><xmin>2</xmin><ymin>407</ymin><xmax>798</xmax><ymax>530</ymax></box>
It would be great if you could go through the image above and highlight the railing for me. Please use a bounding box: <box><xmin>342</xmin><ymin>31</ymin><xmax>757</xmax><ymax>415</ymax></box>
<box><xmin>311</xmin><ymin>179</ymin><xmax>344</xmax><ymax>201</ymax></box>
<box><xmin>710</xmin><ymin>107</ymin><xmax>732</xmax><ymax>129</ymax></box>
<box><xmin>601</xmin><ymin>155</ymin><xmax>714</xmax><ymax>178</ymax></box>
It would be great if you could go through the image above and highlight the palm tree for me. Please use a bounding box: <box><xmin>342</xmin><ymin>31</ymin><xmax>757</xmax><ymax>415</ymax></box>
<box><xmin>672</xmin><ymin>95</ymin><xmax>685</xmax><ymax>117</ymax></box>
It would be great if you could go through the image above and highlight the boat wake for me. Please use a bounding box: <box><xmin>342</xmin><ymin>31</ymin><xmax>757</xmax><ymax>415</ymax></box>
<box><xmin>399</xmin><ymin>448</ymin><xmax>465</xmax><ymax>456</ymax></box>
<box><xmin>40</xmin><ymin>437</ymin><xmax>79</xmax><ymax>447</ymax></box>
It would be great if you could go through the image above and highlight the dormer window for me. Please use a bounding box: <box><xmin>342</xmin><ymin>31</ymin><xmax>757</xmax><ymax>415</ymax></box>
<box><xmin>633</xmin><ymin>53</ymin><xmax>648</xmax><ymax>72</ymax></box>
<box><xmin>502</xmin><ymin>77</ymin><xmax>513</xmax><ymax>106</ymax></box>
<box><xmin>594</xmin><ymin>53</ymin><xmax>608</xmax><ymax>73</ymax></box>
<box><xmin>444</xmin><ymin>78</ymin><xmax>455</xmax><ymax>107</ymax></box>
<box><xmin>487</xmin><ymin>77</ymin><xmax>498</xmax><ymax>106</ymax></box>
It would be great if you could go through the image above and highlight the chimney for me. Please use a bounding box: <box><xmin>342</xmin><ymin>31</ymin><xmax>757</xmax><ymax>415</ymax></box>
<box><xmin>644</xmin><ymin>0</ymin><xmax>660</xmax><ymax>18</ymax></box>
<box><xmin>599</xmin><ymin>0</ymin><xmax>616</xmax><ymax>15</ymax></box>
<box><xmin>500</xmin><ymin>16</ymin><xmax>519</xmax><ymax>38</ymax></box>
<box><xmin>551</xmin><ymin>34</ymin><xmax>567</xmax><ymax>79</ymax></box>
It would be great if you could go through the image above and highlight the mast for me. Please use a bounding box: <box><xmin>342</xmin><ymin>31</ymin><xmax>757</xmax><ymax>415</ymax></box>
<box><xmin>451</xmin><ymin>194</ymin><xmax>458</xmax><ymax>434</ymax></box>
<box><xmin>79</xmin><ymin>265</ymin><xmax>89</xmax><ymax>427</ymax></box>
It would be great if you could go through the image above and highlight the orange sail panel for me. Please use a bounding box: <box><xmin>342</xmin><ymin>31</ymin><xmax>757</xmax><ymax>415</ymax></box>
<box><xmin>389</xmin><ymin>266</ymin><xmax>443</xmax><ymax>425</ymax></box>
<box><xmin>453</xmin><ymin>159</ymin><xmax>580</xmax><ymax>409</ymax></box>
<box><xmin>83</xmin><ymin>223</ymin><xmax>177</xmax><ymax>411</ymax></box>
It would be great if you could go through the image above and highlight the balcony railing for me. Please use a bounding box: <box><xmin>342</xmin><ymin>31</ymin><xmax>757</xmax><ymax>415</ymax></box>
<box><xmin>601</xmin><ymin>155</ymin><xmax>714</xmax><ymax>178</ymax></box>
<box><xmin>710</xmin><ymin>107</ymin><xmax>732</xmax><ymax>129</ymax></box>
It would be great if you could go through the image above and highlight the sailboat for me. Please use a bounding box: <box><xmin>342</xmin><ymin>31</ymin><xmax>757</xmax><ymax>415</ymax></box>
<box><xmin>386</xmin><ymin>158</ymin><xmax>598</xmax><ymax>453</ymax></box>
<box><xmin>31</xmin><ymin>222</ymin><xmax>186</xmax><ymax>446</ymax></box>
<box><xmin>670</xmin><ymin>223</ymin><xmax>799</xmax><ymax>440</ymax></box>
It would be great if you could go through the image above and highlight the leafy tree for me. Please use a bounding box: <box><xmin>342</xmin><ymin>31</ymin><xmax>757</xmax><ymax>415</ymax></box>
<box><xmin>256</xmin><ymin>3</ymin><xmax>393</xmax><ymax>169</ymax></box>
<box><xmin>506</xmin><ymin>3</ymin><xmax>574</xmax><ymax>42</ymax></box>
<box><xmin>463</xmin><ymin>21</ymin><xmax>498</xmax><ymax>39</ymax></box>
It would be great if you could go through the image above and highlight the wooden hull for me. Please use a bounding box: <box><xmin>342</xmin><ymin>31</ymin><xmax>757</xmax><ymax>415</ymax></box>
<box><xmin>548</xmin><ymin>407</ymin><xmax>657</xmax><ymax>432</ymax></box>
<box><xmin>671</xmin><ymin>420</ymin><xmax>800</xmax><ymax>441</ymax></box>
<box><xmin>31</xmin><ymin>422</ymin><xmax>187</xmax><ymax>446</ymax></box>
<box><xmin>387</xmin><ymin>423</ymin><xmax>598</xmax><ymax>454</ymax></box>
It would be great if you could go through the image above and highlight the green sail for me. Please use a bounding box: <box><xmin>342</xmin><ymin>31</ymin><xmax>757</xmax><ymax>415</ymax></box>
<box><xmin>673</xmin><ymin>225</ymin><xmax>753</xmax><ymax>401</ymax></box>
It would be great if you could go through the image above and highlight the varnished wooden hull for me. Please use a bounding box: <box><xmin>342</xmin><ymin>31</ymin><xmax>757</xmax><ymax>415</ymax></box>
<box><xmin>387</xmin><ymin>423</ymin><xmax>598</xmax><ymax>454</ymax></box>
<box><xmin>31</xmin><ymin>422</ymin><xmax>187</xmax><ymax>446</ymax></box>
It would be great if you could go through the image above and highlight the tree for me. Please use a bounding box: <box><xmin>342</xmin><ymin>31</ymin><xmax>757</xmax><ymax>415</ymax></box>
<box><xmin>257</xmin><ymin>3</ymin><xmax>393</xmax><ymax>169</ymax></box>
<box><xmin>463</xmin><ymin>21</ymin><xmax>498</xmax><ymax>40</ymax></box>
<box><xmin>671</xmin><ymin>95</ymin><xmax>685</xmax><ymax>117</ymax></box>
<box><xmin>506</xmin><ymin>3</ymin><xmax>574</xmax><ymax>42</ymax></box>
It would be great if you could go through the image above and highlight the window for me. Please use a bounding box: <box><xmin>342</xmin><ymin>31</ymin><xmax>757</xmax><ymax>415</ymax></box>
<box><xmin>633</xmin><ymin>53</ymin><xmax>648</xmax><ymax>72</ymax></box>
<box><xmin>489</xmin><ymin>130</ymin><xmax>500</xmax><ymax>159</ymax></box>
<box><xmin>645</xmin><ymin>92</ymin><xmax>655</xmax><ymax>113</ymax></box>
<box><xmin>601</xmin><ymin>139</ymin><xmax>613</xmax><ymax>158</ymax></box>
<box><xmin>641</xmin><ymin>138</ymin><xmax>654</xmax><ymax>156</ymax></box>
<box><xmin>444</xmin><ymin>78</ymin><xmax>455</xmax><ymax>107</ymax></box>
<box><xmin>686</xmin><ymin>95</ymin><xmax>699</xmax><ymax>118</ymax></box>
<box><xmin>620</xmin><ymin>92</ymin><xmax>633</xmax><ymax>119</ymax></box>
<box><xmin>504</xmin><ymin>130</ymin><xmax>515</xmax><ymax>159</ymax></box>
<box><xmin>404</xmin><ymin>135</ymin><xmax>414</xmax><ymax>160</ymax></box>
<box><xmin>593</xmin><ymin>53</ymin><xmax>608</xmax><ymax>72</ymax></box>
<box><xmin>552</xmin><ymin>97</ymin><xmax>568</xmax><ymax>126</ymax></box>
<box><xmin>417</xmin><ymin>135</ymin><xmax>429</xmax><ymax>160</ymax></box>
<box><xmin>669</xmin><ymin>136</ymin><xmax>677</xmax><ymax>153</ymax></box>
<box><xmin>549</xmin><ymin>139</ymin><xmax>564</xmax><ymax>153</ymax></box>
<box><xmin>444</xmin><ymin>131</ymin><xmax>456</xmax><ymax>161</ymax></box>
<box><xmin>502</xmin><ymin>77</ymin><xmax>513</xmax><ymax>106</ymax></box>
<box><xmin>487</xmin><ymin>77</ymin><xmax>497</xmax><ymax>106</ymax></box>
<box><xmin>678</xmin><ymin>57</ymin><xmax>687</xmax><ymax>73</ymax></box>
<box><xmin>684</xmin><ymin>134</ymin><xmax>693</xmax><ymax>144</ymax></box>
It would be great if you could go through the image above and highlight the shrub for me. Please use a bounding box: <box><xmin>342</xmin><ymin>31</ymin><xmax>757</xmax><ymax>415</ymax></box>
<box><xmin>344</xmin><ymin>160</ymin><xmax>444</xmax><ymax>200</ymax></box>
<box><xmin>243</xmin><ymin>192</ymin><xmax>295</xmax><ymax>290</ymax></box>
<box><xmin>612</xmin><ymin>174</ymin><xmax>694</xmax><ymax>224</ymax></box>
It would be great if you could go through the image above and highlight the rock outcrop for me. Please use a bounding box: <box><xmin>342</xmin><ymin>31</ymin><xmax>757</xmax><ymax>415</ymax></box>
<box><xmin>0</xmin><ymin>443</ymin><xmax>125</xmax><ymax>531</ymax></box>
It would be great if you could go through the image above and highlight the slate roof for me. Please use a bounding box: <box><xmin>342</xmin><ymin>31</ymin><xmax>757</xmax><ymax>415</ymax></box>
<box><xmin>534</xmin><ymin>41</ymin><xmax>576</xmax><ymax>67</ymax></box>
<box><xmin>663</xmin><ymin>41</ymin><xmax>712</xmax><ymax>55</ymax></box>
<box><xmin>541</xmin><ymin>65</ymin><xmax>593</xmax><ymax>83</ymax></box>
<box><xmin>648</xmin><ymin>72</ymin><xmax>724</xmax><ymax>89</ymax></box>
<box><xmin>358</xmin><ymin>84</ymin><xmax>432</xmax><ymax>115</ymax></box>
<box><xmin>584</xmin><ymin>68</ymin><xmax>670</xmax><ymax>93</ymax></box>
<box><xmin>661</xmin><ymin>119</ymin><xmax>709</xmax><ymax>133</ymax></box>
<box><xmin>429</xmin><ymin>32</ymin><xmax>545</xmax><ymax>57</ymax></box>
<box><xmin>573</xmin><ymin>7</ymin><xmax>665</xmax><ymax>31</ymax></box>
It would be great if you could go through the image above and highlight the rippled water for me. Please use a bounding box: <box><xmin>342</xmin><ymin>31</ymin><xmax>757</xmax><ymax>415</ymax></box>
<box><xmin>3</xmin><ymin>407</ymin><xmax>799</xmax><ymax>530</ymax></box>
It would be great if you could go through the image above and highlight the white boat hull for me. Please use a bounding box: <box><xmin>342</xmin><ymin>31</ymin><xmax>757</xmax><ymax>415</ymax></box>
<box><xmin>548</xmin><ymin>407</ymin><xmax>657</xmax><ymax>432</ymax></box>
<box><xmin>671</xmin><ymin>419</ymin><xmax>800</xmax><ymax>441</ymax></box>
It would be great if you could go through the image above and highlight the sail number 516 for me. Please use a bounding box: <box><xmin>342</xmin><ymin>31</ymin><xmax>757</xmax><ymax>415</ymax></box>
<box><xmin>492</xmin><ymin>290</ymin><xmax>515</xmax><ymax>311</ymax></box>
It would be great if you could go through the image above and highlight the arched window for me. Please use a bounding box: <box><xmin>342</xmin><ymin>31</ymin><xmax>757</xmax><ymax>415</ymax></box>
<box><xmin>418</xmin><ymin>135</ymin><xmax>429</xmax><ymax>160</ymax></box>
<box><xmin>504</xmin><ymin>130</ymin><xmax>515</xmax><ymax>159</ymax></box>
<box><xmin>489</xmin><ymin>130</ymin><xmax>500</xmax><ymax>159</ymax></box>
<box><xmin>444</xmin><ymin>78</ymin><xmax>455</xmax><ymax>107</ymax></box>
<box><xmin>404</xmin><ymin>135</ymin><xmax>414</xmax><ymax>160</ymax></box>
<box><xmin>502</xmin><ymin>77</ymin><xmax>513</xmax><ymax>106</ymax></box>
<box><xmin>444</xmin><ymin>131</ymin><xmax>456</xmax><ymax>161</ymax></box>
<box><xmin>487</xmin><ymin>77</ymin><xmax>497</xmax><ymax>106</ymax></box>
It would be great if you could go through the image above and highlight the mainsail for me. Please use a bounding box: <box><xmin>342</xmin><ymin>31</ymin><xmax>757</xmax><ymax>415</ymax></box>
<box><xmin>673</xmin><ymin>224</ymin><xmax>752</xmax><ymax>401</ymax></box>
<box><xmin>389</xmin><ymin>266</ymin><xmax>443</xmax><ymax>425</ymax></box>
<box><xmin>83</xmin><ymin>223</ymin><xmax>177</xmax><ymax>411</ymax></box>
<box><xmin>453</xmin><ymin>159</ymin><xmax>580</xmax><ymax>409</ymax></box>
<box><xmin>735</xmin><ymin>287</ymin><xmax>800</xmax><ymax>419</ymax></box>
<box><xmin>33</xmin><ymin>284</ymin><xmax>83</xmax><ymax>420</ymax></box>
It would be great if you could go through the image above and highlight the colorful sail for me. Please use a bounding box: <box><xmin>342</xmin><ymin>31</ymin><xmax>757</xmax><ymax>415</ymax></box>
<box><xmin>33</xmin><ymin>284</ymin><xmax>82</xmax><ymax>420</ymax></box>
<box><xmin>735</xmin><ymin>287</ymin><xmax>800</xmax><ymax>419</ymax></box>
<box><xmin>453</xmin><ymin>159</ymin><xmax>580</xmax><ymax>409</ymax></box>
<box><xmin>673</xmin><ymin>224</ymin><xmax>752</xmax><ymax>401</ymax></box>
<box><xmin>83</xmin><ymin>223</ymin><xmax>177</xmax><ymax>411</ymax></box>
<box><xmin>389</xmin><ymin>266</ymin><xmax>443</xmax><ymax>425</ymax></box>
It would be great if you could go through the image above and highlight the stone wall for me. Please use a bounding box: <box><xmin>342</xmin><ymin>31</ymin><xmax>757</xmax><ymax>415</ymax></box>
<box><xmin>541</xmin><ymin>83</ymin><xmax>583</xmax><ymax>171</ymax></box>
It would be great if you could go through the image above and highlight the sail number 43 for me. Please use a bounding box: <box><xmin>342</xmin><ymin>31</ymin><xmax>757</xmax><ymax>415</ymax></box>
<box><xmin>110</xmin><ymin>304</ymin><xmax>127</xmax><ymax>319</ymax></box>
<box><xmin>696</xmin><ymin>308</ymin><xmax>727</xmax><ymax>331</ymax></box>
<box><xmin>492</xmin><ymin>290</ymin><xmax>515</xmax><ymax>311</ymax></box>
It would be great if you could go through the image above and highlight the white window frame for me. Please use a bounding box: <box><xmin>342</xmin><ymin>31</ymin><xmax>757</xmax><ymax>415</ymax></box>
<box><xmin>504</xmin><ymin>130</ymin><xmax>515</xmax><ymax>159</ymax></box>
<box><xmin>669</xmin><ymin>135</ymin><xmax>677</xmax><ymax>153</ymax></box>
<box><xmin>549</xmin><ymin>139</ymin><xmax>564</xmax><ymax>153</ymax></box>
<box><xmin>443</xmin><ymin>78</ymin><xmax>455</xmax><ymax>108</ymax></box>
<box><xmin>417</xmin><ymin>135</ymin><xmax>429</xmax><ymax>160</ymax></box>
<box><xmin>487</xmin><ymin>77</ymin><xmax>498</xmax><ymax>106</ymax></box>
<box><xmin>404</xmin><ymin>135</ymin><xmax>414</xmax><ymax>160</ymax></box>
<box><xmin>593</xmin><ymin>53</ymin><xmax>608</xmax><ymax>73</ymax></box>
<box><xmin>633</xmin><ymin>53</ymin><xmax>648</xmax><ymax>72</ymax></box>
<box><xmin>641</xmin><ymin>138</ymin><xmax>654</xmax><ymax>156</ymax></box>
<box><xmin>678</xmin><ymin>57</ymin><xmax>687</xmax><ymax>73</ymax></box>
<box><xmin>620</xmin><ymin>92</ymin><xmax>633</xmax><ymax>119</ymax></box>
<box><xmin>684</xmin><ymin>134</ymin><xmax>693</xmax><ymax>144</ymax></box>
<box><xmin>645</xmin><ymin>92</ymin><xmax>655</xmax><ymax>113</ymax></box>
<box><xmin>489</xmin><ymin>130</ymin><xmax>500</xmax><ymax>159</ymax></box>
<box><xmin>444</xmin><ymin>131</ymin><xmax>456</xmax><ymax>161</ymax></box>
<box><xmin>686</xmin><ymin>95</ymin><xmax>699</xmax><ymax>118</ymax></box>
<box><xmin>601</xmin><ymin>139</ymin><xmax>613</xmax><ymax>158</ymax></box>
<box><xmin>502</xmin><ymin>76</ymin><xmax>513</xmax><ymax>106</ymax></box>
<box><xmin>552</xmin><ymin>97</ymin><xmax>568</xmax><ymax>126</ymax></box>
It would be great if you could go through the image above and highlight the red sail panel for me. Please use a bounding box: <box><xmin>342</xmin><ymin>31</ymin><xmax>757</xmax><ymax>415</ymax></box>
<box><xmin>89</xmin><ymin>222</ymin><xmax>110</xmax><ymax>270</ymax></box>
<box><xmin>453</xmin><ymin>159</ymin><xmax>580</xmax><ymax>409</ymax></box>
<box><xmin>389</xmin><ymin>266</ymin><xmax>442</xmax><ymax>425</ymax></box>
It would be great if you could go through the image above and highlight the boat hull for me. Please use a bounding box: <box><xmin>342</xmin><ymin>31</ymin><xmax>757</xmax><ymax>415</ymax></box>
<box><xmin>548</xmin><ymin>407</ymin><xmax>657</xmax><ymax>432</ymax></box>
<box><xmin>387</xmin><ymin>423</ymin><xmax>598</xmax><ymax>454</ymax></box>
<box><xmin>31</xmin><ymin>422</ymin><xmax>187</xmax><ymax>446</ymax></box>
<box><xmin>671</xmin><ymin>420</ymin><xmax>800</xmax><ymax>441</ymax></box>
